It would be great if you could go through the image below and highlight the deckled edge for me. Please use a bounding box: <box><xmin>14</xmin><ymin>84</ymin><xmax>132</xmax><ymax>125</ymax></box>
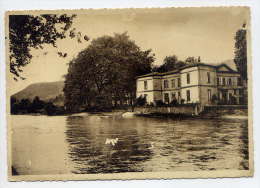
<box><xmin>5</xmin><ymin>6</ymin><xmax>254</xmax><ymax>182</ymax></box>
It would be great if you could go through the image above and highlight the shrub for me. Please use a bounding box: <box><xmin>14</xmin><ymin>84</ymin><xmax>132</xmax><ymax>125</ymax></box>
<box><xmin>155</xmin><ymin>100</ymin><xmax>165</xmax><ymax>106</ymax></box>
<box><xmin>44</xmin><ymin>102</ymin><xmax>57</xmax><ymax>115</ymax></box>
<box><xmin>211</xmin><ymin>94</ymin><xmax>218</xmax><ymax>105</ymax></box>
<box><xmin>147</xmin><ymin>102</ymin><xmax>154</xmax><ymax>107</ymax></box>
<box><xmin>169</xmin><ymin>99</ymin><xmax>178</xmax><ymax>106</ymax></box>
<box><xmin>95</xmin><ymin>96</ymin><xmax>111</xmax><ymax>111</ymax></box>
<box><xmin>135</xmin><ymin>96</ymin><xmax>147</xmax><ymax>106</ymax></box>
<box><xmin>229</xmin><ymin>96</ymin><xmax>237</xmax><ymax>105</ymax></box>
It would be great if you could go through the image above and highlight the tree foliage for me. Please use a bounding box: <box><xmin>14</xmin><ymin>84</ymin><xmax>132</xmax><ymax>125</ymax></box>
<box><xmin>11</xmin><ymin>96</ymin><xmax>65</xmax><ymax>115</ymax></box>
<box><xmin>63</xmin><ymin>33</ymin><xmax>155</xmax><ymax>112</ymax></box>
<box><xmin>135</xmin><ymin>95</ymin><xmax>147</xmax><ymax>106</ymax></box>
<box><xmin>234</xmin><ymin>24</ymin><xmax>247</xmax><ymax>80</ymax></box>
<box><xmin>152</xmin><ymin>55</ymin><xmax>186</xmax><ymax>73</ymax></box>
<box><xmin>9</xmin><ymin>14</ymin><xmax>77</xmax><ymax>80</ymax></box>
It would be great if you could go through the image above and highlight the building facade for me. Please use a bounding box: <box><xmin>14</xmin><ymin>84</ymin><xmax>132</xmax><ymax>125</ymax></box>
<box><xmin>136</xmin><ymin>63</ymin><xmax>245</xmax><ymax>106</ymax></box>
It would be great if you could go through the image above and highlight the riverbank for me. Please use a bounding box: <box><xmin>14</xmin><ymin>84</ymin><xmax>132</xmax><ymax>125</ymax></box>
<box><xmin>133</xmin><ymin>105</ymin><xmax>248</xmax><ymax>119</ymax></box>
<box><xmin>11</xmin><ymin>105</ymin><xmax>248</xmax><ymax>120</ymax></box>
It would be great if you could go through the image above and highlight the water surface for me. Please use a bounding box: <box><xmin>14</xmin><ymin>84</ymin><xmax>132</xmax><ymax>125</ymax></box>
<box><xmin>11</xmin><ymin>114</ymin><xmax>248</xmax><ymax>175</ymax></box>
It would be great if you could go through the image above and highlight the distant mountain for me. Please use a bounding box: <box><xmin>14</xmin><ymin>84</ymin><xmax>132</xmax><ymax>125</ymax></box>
<box><xmin>12</xmin><ymin>81</ymin><xmax>65</xmax><ymax>105</ymax></box>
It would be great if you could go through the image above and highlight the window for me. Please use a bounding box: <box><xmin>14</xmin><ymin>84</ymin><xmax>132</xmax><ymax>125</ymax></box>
<box><xmin>228</xmin><ymin>78</ymin><xmax>232</xmax><ymax>85</ymax></box>
<box><xmin>178</xmin><ymin>91</ymin><xmax>181</xmax><ymax>100</ymax></box>
<box><xmin>229</xmin><ymin>93</ymin><xmax>232</xmax><ymax>101</ymax></box>
<box><xmin>144</xmin><ymin>81</ymin><xmax>148</xmax><ymax>90</ymax></box>
<box><xmin>207</xmin><ymin>72</ymin><xmax>211</xmax><ymax>83</ymax></box>
<box><xmin>164</xmin><ymin>93</ymin><xmax>169</xmax><ymax>103</ymax></box>
<box><xmin>144</xmin><ymin>94</ymin><xmax>148</xmax><ymax>99</ymax></box>
<box><xmin>237</xmin><ymin>77</ymin><xmax>242</xmax><ymax>86</ymax></box>
<box><xmin>208</xmin><ymin>89</ymin><xmax>212</xmax><ymax>102</ymax></box>
<box><xmin>177</xmin><ymin>78</ymin><xmax>181</xmax><ymax>87</ymax></box>
<box><xmin>217</xmin><ymin>78</ymin><xmax>220</xmax><ymax>85</ymax></box>
<box><xmin>222</xmin><ymin>78</ymin><xmax>226</xmax><ymax>86</ymax></box>
<box><xmin>171</xmin><ymin>79</ymin><xmax>175</xmax><ymax>88</ymax></box>
<box><xmin>187</xmin><ymin>73</ymin><xmax>190</xmax><ymax>84</ymax></box>
<box><xmin>164</xmin><ymin>80</ymin><xmax>169</xmax><ymax>89</ymax></box>
<box><xmin>186</xmin><ymin>90</ymin><xmax>190</xmax><ymax>102</ymax></box>
<box><xmin>218</xmin><ymin>92</ymin><xmax>221</xmax><ymax>99</ymax></box>
<box><xmin>171</xmin><ymin>92</ymin><xmax>176</xmax><ymax>100</ymax></box>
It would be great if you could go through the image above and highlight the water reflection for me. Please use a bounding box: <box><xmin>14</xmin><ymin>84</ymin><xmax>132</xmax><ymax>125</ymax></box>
<box><xmin>65</xmin><ymin>115</ymin><xmax>153</xmax><ymax>173</ymax></box>
<box><xmin>65</xmin><ymin>115</ymin><xmax>249</xmax><ymax>174</ymax></box>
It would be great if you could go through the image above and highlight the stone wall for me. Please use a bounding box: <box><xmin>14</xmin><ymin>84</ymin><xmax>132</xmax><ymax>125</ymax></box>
<box><xmin>134</xmin><ymin>105</ymin><xmax>198</xmax><ymax>115</ymax></box>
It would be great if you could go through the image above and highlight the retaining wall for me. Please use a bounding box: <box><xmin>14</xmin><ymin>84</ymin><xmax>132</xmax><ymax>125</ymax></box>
<box><xmin>134</xmin><ymin>105</ymin><xmax>198</xmax><ymax>115</ymax></box>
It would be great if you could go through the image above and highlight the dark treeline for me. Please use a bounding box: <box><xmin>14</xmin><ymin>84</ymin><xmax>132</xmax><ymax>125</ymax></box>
<box><xmin>11</xmin><ymin>96</ymin><xmax>66</xmax><ymax>115</ymax></box>
<box><xmin>152</xmin><ymin>55</ymin><xmax>201</xmax><ymax>73</ymax></box>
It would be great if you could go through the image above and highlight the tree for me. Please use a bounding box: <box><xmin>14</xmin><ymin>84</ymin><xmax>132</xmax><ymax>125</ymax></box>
<box><xmin>44</xmin><ymin>102</ymin><xmax>57</xmax><ymax>115</ymax></box>
<box><xmin>63</xmin><ymin>32</ymin><xmax>155</xmax><ymax>111</ymax></box>
<box><xmin>153</xmin><ymin>55</ymin><xmax>186</xmax><ymax>73</ymax></box>
<box><xmin>9</xmin><ymin>14</ymin><xmax>77</xmax><ymax>80</ymax></box>
<box><xmin>11</xmin><ymin>97</ymin><xmax>19</xmax><ymax>114</ymax></box>
<box><xmin>19</xmin><ymin>99</ymin><xmax>32</xmax><ymax>112</ymax></box>
<box><xmin>234</xmin><ymin>23</ymin><xmax>247</xmax><ymax>80</ymax></box>
<box><xmin>63</xmin><ymin>57</ymin><xmax>100</xmax><ymax>112</ymax></box>
<box><xmin>31</xmin><ymin>96</ymin><xmax>45</xmax><ymax>112</ymax></box>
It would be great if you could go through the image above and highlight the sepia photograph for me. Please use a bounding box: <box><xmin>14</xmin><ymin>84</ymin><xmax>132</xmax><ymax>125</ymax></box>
<box><xmin>5</xmin><ymin>7</ymin><xmax>253</xmax><ymax>181</ymax></box>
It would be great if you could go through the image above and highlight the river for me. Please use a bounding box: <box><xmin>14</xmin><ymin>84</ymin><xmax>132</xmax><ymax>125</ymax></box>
<box><xmin>11</xmin><ymin>113</ymin><xmax>249</xmax><ymax>175</ymax></box>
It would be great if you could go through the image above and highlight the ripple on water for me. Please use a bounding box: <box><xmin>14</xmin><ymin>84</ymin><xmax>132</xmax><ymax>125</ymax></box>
<box><xmin>11</xmin><ymin>115</ymin><xmax>249</xmax><ymax>174</ymax></box>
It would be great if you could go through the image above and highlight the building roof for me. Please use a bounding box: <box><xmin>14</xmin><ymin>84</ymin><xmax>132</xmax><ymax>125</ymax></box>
<box><xmin>136</xmin><ymin>69</ymin><xmax>180</xmax><ymax>78</ymax></box>
<box><xmin>136</xmin><ymin>62</ymin><xmax>239</xmax><ymax>79</ymax></box>
<box><xmin>215</xmin><ymin>63</ymin><xmax>239</xmax><ymax>73</ymax></box>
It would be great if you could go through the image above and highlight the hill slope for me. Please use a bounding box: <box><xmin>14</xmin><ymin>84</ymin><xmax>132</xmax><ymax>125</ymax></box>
<box><xmin>12</xmin><ymin>81</ymin><xmax>65</xmax><ymax>103</ymax></box>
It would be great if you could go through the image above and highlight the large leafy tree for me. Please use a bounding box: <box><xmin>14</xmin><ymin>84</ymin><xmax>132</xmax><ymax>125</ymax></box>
<box><xmin>9</xmin><ymin>14</ymin><xmax>78</xmax><ymax>80</ymax></box>
<box><xmin>234</xmin><ymin>23</ymin><xmax>247</xmax><ymax>80</ymax></box>
<box><xmin>63</xmin><ymin>33</ymin><xmax>154</xmax><ymax>111</ymax></box>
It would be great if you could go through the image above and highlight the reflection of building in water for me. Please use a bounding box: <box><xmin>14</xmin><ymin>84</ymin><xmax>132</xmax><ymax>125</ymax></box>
<box><xmin>136</xmin><ymin>63</ymin><xmax>247</xmax><ymax>105</ymax></box>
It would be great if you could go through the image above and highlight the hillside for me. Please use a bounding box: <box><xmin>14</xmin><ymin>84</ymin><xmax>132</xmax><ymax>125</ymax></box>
<box><xmin>12</xmin><ymin>81</ymin><xmax>65</xmax><ymax>105</ymax></box>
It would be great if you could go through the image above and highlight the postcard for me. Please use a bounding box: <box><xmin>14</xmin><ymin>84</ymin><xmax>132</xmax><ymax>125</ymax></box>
<box><xmin>5</xmin><ymin>7</ymin><xmax>253</xmax><ymax>181</ymax></box>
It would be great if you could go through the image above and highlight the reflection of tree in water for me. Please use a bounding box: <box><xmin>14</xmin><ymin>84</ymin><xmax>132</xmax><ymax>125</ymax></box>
<box><xmin>65</xmin><ymin>115</ymin><xmax>249</xmax><ymax>173</ymax></box>
<box><xmin>65</xmin><ymin>116</ymin><xmax>153</xmax><ymax>174</ymax></box>
<box><xmin>239</xmin><ymin>119</ymin><xmax>249</xmax><ymax>170</ymax></box>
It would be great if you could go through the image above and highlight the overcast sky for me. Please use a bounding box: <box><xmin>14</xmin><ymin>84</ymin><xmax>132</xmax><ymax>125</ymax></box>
<box><xmin>9</xmin><ymin>7</ymin><xmax>250</xmax><ymax>94</ymax></box>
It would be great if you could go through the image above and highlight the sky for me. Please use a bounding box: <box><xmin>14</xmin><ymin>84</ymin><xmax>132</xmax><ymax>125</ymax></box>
<box><xmin>9</xmin><ymin>7</ymin><xmax>250</xmax><ymax>94</ymax></box>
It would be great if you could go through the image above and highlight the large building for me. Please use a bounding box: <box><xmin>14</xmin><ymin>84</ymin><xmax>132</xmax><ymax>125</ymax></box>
<box><xmin>136</xmin><ymin>63</ymin><xmax>245</xmax><ymax>106</ymax></box>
